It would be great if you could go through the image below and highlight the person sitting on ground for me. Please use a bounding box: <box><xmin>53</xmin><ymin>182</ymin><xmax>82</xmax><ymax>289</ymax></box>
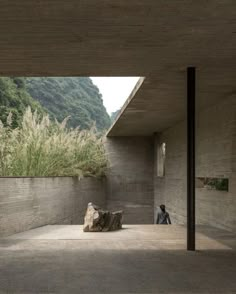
<box><xmin>156</xmin><ymin>204</ymin><xmax>171</xmax><ymax>224</ymax></box>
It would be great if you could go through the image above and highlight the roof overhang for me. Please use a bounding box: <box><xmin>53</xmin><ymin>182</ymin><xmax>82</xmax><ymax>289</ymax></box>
<box><xmin>107</xmin><ymin>67</ymin><xmax>236</xmax><ymax>136</ymax></box>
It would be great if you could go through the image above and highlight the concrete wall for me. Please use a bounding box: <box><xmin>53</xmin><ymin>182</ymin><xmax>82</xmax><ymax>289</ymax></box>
<box><xmin>154</xmin><ymin>96</ymin><xmax>236</xmax><ymax>231</ymax></box>
<box><xmin>1</xmin><ymin>96</ymin><xmax>234</xmax><ymax>236</ymax></box>
<box><xmin>0</xmin><ymin>177</ymin><xmax>106</xmax><ymax>237</ymax></box>
<box><xmin>105</xmin><ymin>137</ymin><xmax>154</xmax><ymax>224</ymax></box>
<box><xmin>0</xmin><ymin>135</ymin><xmax>155</xmax><ymax>237</ymax></box>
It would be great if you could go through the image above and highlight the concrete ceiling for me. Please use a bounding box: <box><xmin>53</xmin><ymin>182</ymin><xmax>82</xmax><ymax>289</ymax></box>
<box><xmin>0</xmin><ymin>1</ymin><xmax>235</xmax><ymax>135</ymax></box>
<box><xmin>108</xmin><ymin>67</ymin><xmax>236</xmax><ymax>136</ymax></box>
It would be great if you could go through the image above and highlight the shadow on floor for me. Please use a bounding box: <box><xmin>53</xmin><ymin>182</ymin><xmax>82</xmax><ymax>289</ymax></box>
<box><xmin>196</xmin><ymin>225</ymin><xmax>236</xmax><ymax>250</ymax></box>
<box><xmin>0</xmin><ymin>246</ymin><xmax>236</xmax><ymax>293</ymax></box>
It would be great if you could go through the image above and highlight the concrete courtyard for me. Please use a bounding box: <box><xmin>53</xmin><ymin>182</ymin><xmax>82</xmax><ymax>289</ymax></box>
<box><xmin>0</xmin><ymin>225</ymin><xmax>236</xmax><ymax>293</ymax></box>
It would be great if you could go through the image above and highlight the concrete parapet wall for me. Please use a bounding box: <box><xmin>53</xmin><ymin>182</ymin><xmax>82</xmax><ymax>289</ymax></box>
<box><xmin>0</xmin><ymin>177</ymin><xmax>106</xmax><ymax>237</ymax></box>
<box><xmin>105</xmin><ymin>137</ymin><xmax>154</xmax><ymax>224</ymax></box>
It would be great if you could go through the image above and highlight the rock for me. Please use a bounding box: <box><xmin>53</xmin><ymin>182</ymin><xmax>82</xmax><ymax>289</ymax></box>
<box><xmin>83</xmin><ymin>202</ymin><xmax>123</xmax><ymax>232</ymax></box>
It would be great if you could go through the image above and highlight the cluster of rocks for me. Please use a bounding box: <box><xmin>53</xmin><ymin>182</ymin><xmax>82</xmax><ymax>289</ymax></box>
<box><xmin>83</xmin><ymin>202</ymin><xmax>123</xmax><ymax>232</ymax></box>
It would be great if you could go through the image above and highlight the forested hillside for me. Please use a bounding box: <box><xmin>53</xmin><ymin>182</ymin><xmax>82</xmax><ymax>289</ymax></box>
<box><xmin>0</xmin><ymin>77</ymin><xmax>111</xmax><ymax>130</ymax></box>
<box><xmin>0</xmin><ymin>77</ymin><xmax>44</xmax><ymax>128</ymax></box>
<box><xmin>111</xmin><ymin>109</ymin><xmax>121</xmax><ymax>122</ymax></box>
<box><xmin>26</xmin><ymin>77</ymin><xmax>111</xmax><ymax>130</ymax></box>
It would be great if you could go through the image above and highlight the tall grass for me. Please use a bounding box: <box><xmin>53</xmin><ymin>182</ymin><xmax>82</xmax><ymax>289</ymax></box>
<box><xmin>0</xmin><ymin>108</ymin><xmax>107</xmax><ymax>177</ymax></box>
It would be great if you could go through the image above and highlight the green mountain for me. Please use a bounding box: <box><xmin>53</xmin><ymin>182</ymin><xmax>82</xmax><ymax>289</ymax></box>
<box><xmin>26</xmin><ymin>77</ymin><xmax>111</xmax><ymax>130</ymax></box>
<box><xmin>0</xmin><ymin>77</ymin><xmax>111</xmax><ymax>131</ymax></box>
<box><xmin>0</xmin><ymin>77</ymin><xmax>44</xmax><ymax>128</ymax></box>
<box><xmin>111</xmin><ymin>109</ymin><xmax>121</xmax><ymax>122</ymax></box>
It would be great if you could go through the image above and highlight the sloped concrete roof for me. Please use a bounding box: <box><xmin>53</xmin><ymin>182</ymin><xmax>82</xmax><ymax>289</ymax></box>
<box><xmin>108</xmin><ymin>67</ymin><xmax>236</xmax><ymax>136</ymax></box>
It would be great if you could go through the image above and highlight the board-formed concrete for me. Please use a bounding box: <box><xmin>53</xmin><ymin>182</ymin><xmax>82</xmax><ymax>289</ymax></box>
<box><xmin>0</xmin><ymin>225</ymin><xmax>236</xmax><ymax>293</ymax></box>
<box><xmin>154</xmin><ymin>95</ymin><xmax>236</xmax><ymax>231</ymax></box>
<box><xmin>105</xmin><ymin>136</ymin><xmax>154</xmax><ymax>224</ymax></box>
<box><xmin>0</xmin><ymin>1</ymin><xmax>235</xmax><ymax>77</ymax></box>
<box><xmin>0</xmin><ymin>177</ymin><xmax>106</xmax><ymax>237</ymax></box>
<box><xmin>108</xmin><ymin>71</ymin><xmax>236</xmax><ymax>136</ymax></box>
<box><xmin>0</xmin><ymin>1</ymin><xmax>235</xmax><ymax>138</ymax></box>
<box><xmin>0</xmin><ymin>1</ymin><xmax>235</xmax><ymax>136</ymax></box>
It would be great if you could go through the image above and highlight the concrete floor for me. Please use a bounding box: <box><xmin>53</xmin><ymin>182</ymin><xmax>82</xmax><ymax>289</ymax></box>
<box><xmin>0</xmin><ymin>225</ymin><xmax>236</xmax><ymax>293</ymax></box>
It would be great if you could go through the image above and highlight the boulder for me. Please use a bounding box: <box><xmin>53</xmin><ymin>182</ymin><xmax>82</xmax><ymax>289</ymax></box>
<box><xmin>83</xmin><ymin>202</ymin><xmax>123</xmax><ymax>232</ymax></box>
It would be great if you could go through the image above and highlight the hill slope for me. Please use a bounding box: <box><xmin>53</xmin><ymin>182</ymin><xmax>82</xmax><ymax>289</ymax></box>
<box><xmin>0</xmin><ymin>77</ymin><xmax>44</xmax><ymax>128</ymax></box>
<box><xmin>26</xmin><ymin>77</ymin><xmax>111</xmax><ymax>130</ymax></box>
<box><xmin>111</xmin><ymin>109</ymin><xmax>121</xmax><ymax>123</ymax></box>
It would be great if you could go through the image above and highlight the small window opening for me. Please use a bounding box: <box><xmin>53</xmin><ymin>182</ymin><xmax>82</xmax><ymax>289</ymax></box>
<box><xmin>196</xmin><ymin>177</ymin><xmax>229</xmax><ymax>192</ymax></box>
<box><xmin>157</xmin><ymin>142</ymin><xmax>166</xmax><ymax>177</ymax></box>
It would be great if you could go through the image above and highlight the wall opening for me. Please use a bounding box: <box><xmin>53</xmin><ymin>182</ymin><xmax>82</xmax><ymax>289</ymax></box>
<box><xmin>196</xmin><ymin>177</ymin><xmax>229</xmax><ymax>192</ymax></box>
<box><xmin>157</xmin><ymin>142</ymin><xmax>166</xmax><ymax>177</ymax></box>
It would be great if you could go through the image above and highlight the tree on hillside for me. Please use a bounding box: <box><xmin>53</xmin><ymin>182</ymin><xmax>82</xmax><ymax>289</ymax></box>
<box><xmin>0</xmin><ymin>77</ymin><xmax>44</xmax><ymax>128</ymax></box>
<box><xmin>110</xmin><ymin>109</ymin><xmax>121</xmax><ymax>122</ymax></box>
<box><xmin>26</xmin><ymin>77</ymin><xmax>111</xmax><ymax>130</ymax></box>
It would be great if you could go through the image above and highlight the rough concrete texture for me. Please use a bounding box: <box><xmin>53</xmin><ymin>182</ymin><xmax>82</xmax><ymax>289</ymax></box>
<box><xmin>154</xmin><ymin>96</ymin><xmax>236</xmax><ymax>231</ymax></box>
<box><xmin>108</xmin><ymin>72</ymin><xmax>236</xmax><ymax>136</ymax></box>
<box><xmin>0</xmin><ymin>1</ymin><xmax>235</xmax><ymax>78</ymax></box>
<box><xmin>0</xmin><ymin>177</ymin><xmax>106</xmax><ymax>237</ymax></box>
<box><xmin>0</xmin><ymin>225</ymin><xmax>236</xmax><ymax>293</ymax></box>
<box><xmin>0</xmin><ymin>1</ymin><xmax>234</xmax><ymax>137</ymax></box>
<box><xmin>105</xmin><ymin>137</ymin><xmax>154</xmax><ymax>224</ymax></box>
<box><xmin>0</xmin><ymin>2</ymin><xmax>234</xmax><ymax>137</ymax></box>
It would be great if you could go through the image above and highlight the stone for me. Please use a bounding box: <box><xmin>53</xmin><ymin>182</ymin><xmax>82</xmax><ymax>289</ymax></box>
<box><xmin>83</xmin><ymin>202</ymin><xmax>123</xmax><ymax>232</ymax></box>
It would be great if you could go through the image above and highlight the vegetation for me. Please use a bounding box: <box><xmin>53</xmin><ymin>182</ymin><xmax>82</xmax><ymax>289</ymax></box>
<box><xmin>0</xmin><ymin>108</ymin><xmax>107</xmax><ymax>177</ymax></box>
<box><xmin>0</xmin><ymin>77</ymin><xmax>110</xmax><ymax>177</ymax></box>
<box><xmin>0</xmin><ymin>77</ymin><xmax>44</xmax><ymax>128</ymax></box>
<box><xmin>205</xmin><ymin>178</ymin><xmax>229</xmax><ymax>191</ymax></box>
<box><xmin>110</xmin><ymin>109</ymin><xmax>120</xmax><ymax>122</ymax></box>
<box><xmin>0</xmin><ymin>77</ymin><xmax>111</xmax><ymax>131</ymax></box>
<box><xmin>26</xmin><ymin>77</ymin><xmax>111</xmax><ymax>130</ymax></box>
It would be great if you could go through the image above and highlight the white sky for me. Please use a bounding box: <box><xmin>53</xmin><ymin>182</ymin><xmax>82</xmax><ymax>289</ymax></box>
<box><xmin>90</xmin><ymin>77</ymin><xmax>140</xmax><ymax>115</ymax></box>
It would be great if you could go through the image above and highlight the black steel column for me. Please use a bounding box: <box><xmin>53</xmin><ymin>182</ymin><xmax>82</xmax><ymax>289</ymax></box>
<box><xmin>187</xmin><ymin>67</ymin><xmax>196</xmax><ymax>251</ymax></box>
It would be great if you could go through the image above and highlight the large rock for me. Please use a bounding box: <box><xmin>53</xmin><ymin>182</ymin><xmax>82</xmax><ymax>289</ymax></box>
<box><xmin>83</xmin><ymin>203</ymin><xmax>123</xmax><ymax>232</ymax></box>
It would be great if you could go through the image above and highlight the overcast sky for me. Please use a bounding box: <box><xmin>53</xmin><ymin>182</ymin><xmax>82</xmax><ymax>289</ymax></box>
<box><xmin>90</xmin><ymin>77</ymin><xmax>140</xmax><ymax>115</ymax></box>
